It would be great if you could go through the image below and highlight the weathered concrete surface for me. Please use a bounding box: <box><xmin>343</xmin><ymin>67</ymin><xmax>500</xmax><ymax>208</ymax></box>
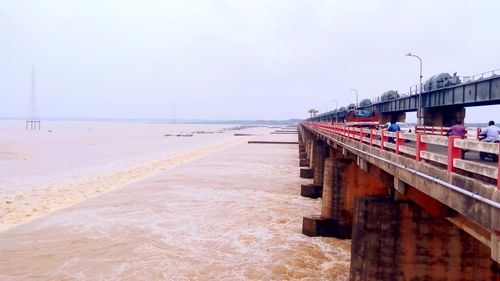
<box><xmin>324</xmin><ymin>158</ymin><xmax>390</xmax><ymax>226</ymax></box>
<box><xmin>454</xmin><ymin>158</ymin><xmax>497</xmax><ymax>179</ymax></box>
<box><xmin>298</xmin><ymin>143</ymin><xmax>306</xmax><ymax>152</ymax></box>
<box><xmin>305</xmin><ymin>124</ymin><xmax>498</xmax><ymax>233</ymax></box>
<box><xmin>380</xmin><ymin>111</ymin><xmax>406</xmax><ymax>124</ymax></box>
<box><xmin>302</xmin><ymin>215</ymin><xmax>351</xmax><ymax>238</ymax></box>
<box><xmin>455</xmin><ymin>138</ymin><xmax>499</xmax><ymax>154</ymax></box>
<box><xmin>302</xmin><ymin>215</ymin><xmax>338</xmax><ymax>237</ymax></box>
<box><xmin>423</xmin><ymin>105</ymin><xmax>466</xmax><ymax>127</ymax></box>
<box><xmin>299</xmin><ymin>123</ymin><xmax>500</xmax><ymax>280</ymax></box>
<box><xmin>312</xmin><ymin>140</ymin><xmax>326</xmax><ymax>185</ymax></box>
<box><xmin>350</xmin><ymin>196</ymin><xmax>499</xmax><ymax>281</ymax></box>
<box><xmin>300</xmin><ymin>184</ymin><xmax>322</xmax><ymax>198</ymax></box>
<box><xmin>303</xmin><ymin>123</ymin><xmax>500</xmax><ymax>266</ymax></box>
<box><xmin>299</xmin><ymin>159</ymin><xmax>310</xmax><ymax>167</ymax></box>
<box><xmin>303</xmin><ymin>153</ymin><xmax>391</xmax><ymax>240</ymax></box>
<box><xmin>299</xmin><ymin>168</ymin><xmax>313</xmax><ymax>179</ymax></box>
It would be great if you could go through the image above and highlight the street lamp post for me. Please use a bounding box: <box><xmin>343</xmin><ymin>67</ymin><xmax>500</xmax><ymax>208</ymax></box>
<box><xmin>332</xmin><ymin>100</ymin><xmax>338</xmax><ymax>123</ymax></box>
<box><xmin>348</xmin><ymin>89</ymin><xmax>358</xmax><ymax>108</ymax></box>
<box><xmin>405</xmin><ymin>53</ymin><xmax>423</xmax><ymax>125</ymax></box>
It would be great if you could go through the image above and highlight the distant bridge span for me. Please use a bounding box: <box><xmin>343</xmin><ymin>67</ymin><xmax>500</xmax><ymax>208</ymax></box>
<box><xmin>311</xmin><ymin>73</ymin><xmax>500</xmax><ymax>125</ymax></box>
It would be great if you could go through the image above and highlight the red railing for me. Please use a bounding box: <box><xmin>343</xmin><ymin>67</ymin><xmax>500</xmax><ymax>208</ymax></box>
<box><xmin>415</xmin><ymin>125</ymin><xmax>449</xmax><ymax>136</ymax></box>
<box><xmin>305</xmin><ymin>122</ymin><xmax>500</xmax><ymax>190</ymax></box>
<box><xmin>415</xmin><ymin>125</ymin><xmax>481</xmax><ymax>140</ymax></box>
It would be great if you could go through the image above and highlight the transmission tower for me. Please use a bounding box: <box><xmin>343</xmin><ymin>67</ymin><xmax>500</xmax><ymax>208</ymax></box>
<box><xmin>26</xmin><ymin>66</ymin><xmax>41</xmax><ymax>130</ymax></box>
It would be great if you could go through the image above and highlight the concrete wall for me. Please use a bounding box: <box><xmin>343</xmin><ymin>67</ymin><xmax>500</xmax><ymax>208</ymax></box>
<box><xmin>350</xmin><ymin>196</ymin><xmax>498</xmax><ymax>280</ymax></box>
<box><xmin>422</xmin><ymin>105</ymin><xmax>465</xmax><ymax>127</ymax></box>
<box><xmin>380</xmin><ymin>112</ymin><xmax>406</xmax><ymax>124</ymax></box>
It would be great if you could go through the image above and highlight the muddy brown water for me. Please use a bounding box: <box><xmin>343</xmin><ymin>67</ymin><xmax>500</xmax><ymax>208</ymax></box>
<box><xmin>0</xmin><ymin>133</ymin><xmax>351</xmax><ymax>280</ymax></box>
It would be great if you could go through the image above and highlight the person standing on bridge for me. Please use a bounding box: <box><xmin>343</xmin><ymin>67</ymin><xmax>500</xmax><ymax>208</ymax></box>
<box><xmin>446</xmin><ymin>120</ymin><xmax>466</xmax><ymax>138</ymax></box>
<box><xmin>387</xmin><ymin>120</ymin><xmax>400</xmax><ymax>143</ymax></box>
<box><xmin>480</xmin><ymin>120</ymin><xmax>500</xmax><ymax>142</ymax></box>
<box><xmin>446</xmin><ymin>120</ymin><xmax>466</xmax><ymax>159</ymax></box>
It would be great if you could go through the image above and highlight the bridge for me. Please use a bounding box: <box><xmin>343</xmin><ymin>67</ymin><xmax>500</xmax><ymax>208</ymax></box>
<box><xmin>297</xmin><ymin>121</ymin><xmax>499</xmax><ymax>280</ymax></box>
<box><xmin>310</xmin><ymin>70</ymin><xmax>500</xmax><ymax>126</ymax></box>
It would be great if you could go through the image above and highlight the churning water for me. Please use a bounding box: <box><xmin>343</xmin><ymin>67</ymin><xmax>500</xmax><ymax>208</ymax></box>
<box><xmin>0</xmin><ymin>121</ymin><xmax>350</xmax><ymax>280</ymax></box>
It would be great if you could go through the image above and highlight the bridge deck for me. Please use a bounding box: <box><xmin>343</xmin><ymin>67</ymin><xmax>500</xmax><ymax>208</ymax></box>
<box><xmin>302</xmin><ymin>122</ymin><xmax>499</xmax><ymax>234</ymax></box>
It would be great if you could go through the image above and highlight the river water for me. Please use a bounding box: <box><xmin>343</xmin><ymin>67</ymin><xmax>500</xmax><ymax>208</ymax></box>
<box><xmin>0</xmin><ymin>121</ymin><xmax>351</xmax><ymax>280</ymax></box>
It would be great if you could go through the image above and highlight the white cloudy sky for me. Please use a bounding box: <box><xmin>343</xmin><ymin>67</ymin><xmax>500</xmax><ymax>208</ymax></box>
<box><xmin>1</xmin><ymin>0</ymin><xmax>499</xmax><ymax>121</ymax></box>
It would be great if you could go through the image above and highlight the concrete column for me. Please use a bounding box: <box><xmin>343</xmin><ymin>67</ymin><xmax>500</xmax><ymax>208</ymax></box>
<box><xmin>312</xmin><ymin>140</ymin><xmax>326</xmax><ymax>185</ymax></box>
<box><xmin>306</xmin><ymin>139</ymin><xmax>313</xmax><ymax>166</ymax></box>
<box><xmin>300</xmin><ymin>138</ymin><xmax>314</xmax><ymax>179</ymax></box>
<box><xmin>350</xmin><ymin>196</ymin><xmax>499</xmax><ymax>280</ymax></box>
<box><xmin>299</xmin><ymin>139</ymin><xmax>308</xmax><ymax>167</ymax></box>
<box><xmin>380</xmin><ymin>112</ymin><xmax>406</xmax><ymax>125</ymax></box>
<box><xmin>303</xmin><ymin>151</ymin><xmax>390</xmax><ymax>238</ymax></box>
<box><xmin>299</xmin><ymin>158</ymin><xmax>310</xmax><ymax>167</ymax></box>
<box><xmin>298</xmin><ymin>128</ymin><xmax>305</xmax><ymax>148</ymax></box>
<box><xmin>298</xmin><ymin>129</ymin><xmax>309</xmax><ymax>167</ymax></box>
<box><xmin>422</xmin><ymin>105</ymin><xmax>465</xmax><ymax>127</ymax></box>
<box><xmin>301</xmin><ymin>140</ymin><xmax>326</xmax><ymax>198</ymax></box>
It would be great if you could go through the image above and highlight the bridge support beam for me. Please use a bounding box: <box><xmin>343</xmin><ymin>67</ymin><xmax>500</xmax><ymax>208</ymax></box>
<box><xmin>350</xmin><ymin>196</ymin><xmax>499</xmax><ymax>280</ymax></box>
<box><xmin>301</xmin><ymin>140</ymin><xmax>326</xmax><ymax>198</ymax></box>
<box><xmin>298</xmin><ymin>135</ymin><xmax>309</xmax><ymax>167</ymax></box>
<box><xmin>312</xmin><ymin>140</ymin><xmax>326</xmax><ymax>185</ymax></box>
<box><xmin>422</xmin><ymin>105</ymin><xmax>465</xmax><ymax>127</ymax></box>
<box><xmin>299</xmin><ymin>158</ymin><xmax>310</xmax><ymax>167</ymax></box>
<box><xmin>302</xmin><ymin>150</ymin><xmax>390</xmax><ymax>238</ymax></box>
<box><xmin>299</xmin><ymin>138</ymin><xmax>314</xmax><ymax>178</ymax></box>
<box><xmin>380</xmin><ymin>112</ymin><xmax>406</xmax><ymax>125</ymax></box>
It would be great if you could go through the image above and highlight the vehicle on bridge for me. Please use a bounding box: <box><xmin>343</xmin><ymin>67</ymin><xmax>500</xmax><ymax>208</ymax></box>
<box><xmin>345</xmin><ymin>109</ymin><xmax>380</xmax><ymax>127</ymax></box>
<box><xmin>423</xmin><ymin>72</ymin><xmax>461</xmax><ymax>92</ymax></box>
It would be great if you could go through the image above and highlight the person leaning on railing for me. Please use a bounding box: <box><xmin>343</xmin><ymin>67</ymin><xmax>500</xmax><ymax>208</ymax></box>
<box><xmin>387</xmin><ymin>120</ymin><xmax>401</xmax><ymax>143</ymax></box>
<box><xmin>446</xmin><ymin>120</ymin><xmax>466</xmax><ymax>138</ymax></box>
<box><xmin>446</xmin><ymin>120</ymin><xmax>466</xmax><ymax>159</ymax></box>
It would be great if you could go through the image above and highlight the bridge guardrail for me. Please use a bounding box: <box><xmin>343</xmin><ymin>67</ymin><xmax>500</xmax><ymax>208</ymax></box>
<box><xmin>416</xmin><ymin>126</ymin><xmax>483</xmax><ymax>140</ymax></box>
<box><xmin>416</xmin><ymin>126</ymin><xmax>450</xmax><ymax>136</ymax></box>
<box><xmin>305</xmin><ymin>122</ymin><xmax>500</xmax><ymax>190</ymax></box>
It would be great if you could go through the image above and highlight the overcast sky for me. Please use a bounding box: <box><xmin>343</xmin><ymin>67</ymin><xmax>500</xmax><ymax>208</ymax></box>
<box><xmin>1</xmin><ymin>0</ymin><xmax>499</xmax><ymax>121</ymax></box>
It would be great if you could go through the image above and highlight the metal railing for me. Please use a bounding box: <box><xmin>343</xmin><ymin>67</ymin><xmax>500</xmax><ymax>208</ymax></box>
<box><xmin>304</xmin><ymin>122</ymin><xmax>500</xmax><ymax>190</ymax></box>
<box><xmin>314</xmin><ymin>68</ymin><xmax>500</xmax><ymax>121</ymax></box>
<box><xmin>366</xmin><ymin>68</ymin><xmax>500</xmax><ymax>106</ymax></box>
<box><xmin>461</xmin><ymin>68</ymin><xmax>500</xmax><ymax>83</ymax></box>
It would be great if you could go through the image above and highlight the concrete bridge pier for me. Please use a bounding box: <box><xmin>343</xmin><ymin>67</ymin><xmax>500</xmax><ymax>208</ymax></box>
<box><xmin>349</xmin><ymin>196</ymin><xmax>499</xmax><ymax>280</ymax></box>
<box><xmin>380</xmin><ymin>112</ymin><xmax>406</xmax><ymax>124</ymax></box>
<box><xmin>299</xmin><ymin>138</ymin><xmax>314</xmax><ymax>179</ymax></box>
<box><xmin>302</xmin><ymin>150</ymin><xmax>390</xmax><ymax>238</ymax></box>
<box><xmin>422</xmin><ymin>105</ymin><xmax>466</xmax><ymax>127</ymax></box>
<box><xmin>298</xmin><ymin>134</ymin><xmax>309</xmax><ymax>167</ymax></box>
<box><xmin>301</xmin><ymin>139</ymin><xmax>326</xmax><ymax>198</ymax></box>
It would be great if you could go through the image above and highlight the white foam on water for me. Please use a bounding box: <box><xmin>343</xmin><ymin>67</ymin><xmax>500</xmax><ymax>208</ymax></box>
<box><xmin>0</xmin><ymin>123</ymin><xmax>351</xmax><ymax>280</ymax></box>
